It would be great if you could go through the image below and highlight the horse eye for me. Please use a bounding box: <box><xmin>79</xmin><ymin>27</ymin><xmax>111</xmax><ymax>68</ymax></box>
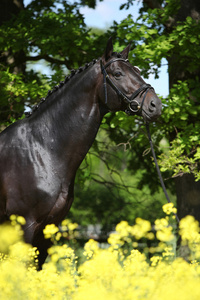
<box><xmin>114</xmin><ymin>72</ymin><xmax>122</xmax><ymax>78</ymax></box>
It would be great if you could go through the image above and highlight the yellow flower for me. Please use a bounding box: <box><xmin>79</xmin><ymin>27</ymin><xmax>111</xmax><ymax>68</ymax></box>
<box><xmin>156</xmin><ymin>227</ymin><xmax>174</xmax><ymax>242</ymax></box>
<box><xmin>107</xmin><ymin>232</ymin><xmax>124</xmax><ymax>248</ymax></box>
<box><xmin>130</xmin><ymin>218</ymin><xmax>151</xmax><ymax>239</ymax></box>
<box><xmin>10</xmin><ymin>214</ymin><xmax>26</xmax><ymax>226</ymax></box>
<box><xmin>16</xmin><ymin>216</ymin><xmax>26</xmax><ymax>225</ymax></box>
<box><xmin>115</xmin><ymin>220</ymin><xmax>130</xmax><ymax>237</ymax></box>
<box><xmin>68</xmin><ymin>222</ymin><xmax>78</xmax><ymax>231</ymax></box>
<box><xmin>162</xmin><ymin>203</ymin><xmax>177</xmax><ymax>215</ymax></box>
<box><xmin>1</xmin><ymin>217</ymin><xmax>200</xmax><ymax>299</ymax></box>
<box><xmin>179</xmin><ymin>215</ymin><xmax>200</xmax><ymax>243</ymax></box>
<box><xmin>155</xmin><ymin>218</ymin><xmax>175</xmax><ymax>242</ymax></box>
<box><xmin>150</xmin><ymin>255</ymin><xmax>162</xmax><ymax>266</ymax></box>
<box><xmin>155</xmin><ymin>218</ymin><xmax>169</xmax><ymax>230</ymax></box>
<box><xmin>9</xmin><ymin>241</ymin><xmax>33</xmax><ymax>264</ymax></box>
<box><xmin>0</xmin><ymin>224</ymin><xmax>22</xmax><ymax>253</ymax></box>
<box><xmin>162</xmin><ymin>246</ymin><xmax>174</xmax><ymax>258</ymax></box>
<box><xmin>43</xmin><ymin>224</ymin><xmax>59</xmax><ymax>239</ymax></box>
<box><xmin>83</xmin><ymin>239</ymin><xmax>99</xmax><ymax>258</ymax></box>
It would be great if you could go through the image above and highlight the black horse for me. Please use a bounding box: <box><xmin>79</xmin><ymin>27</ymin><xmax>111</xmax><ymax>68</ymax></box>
<box><xmin>0</xmin><ymin>38</ymin><xmax>162</xmax><ymax>268</ymax></box>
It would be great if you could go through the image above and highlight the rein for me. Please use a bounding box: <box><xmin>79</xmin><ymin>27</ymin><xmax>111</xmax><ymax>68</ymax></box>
<box><xmin>146</xmin><ymin>123</ymin><xmax>180</xmax><ymax>223</ymax></box>
<box><xmin>100</xmin><ymin>58</ymin><xmax>153</xmax><ymax>115</ymax></box>
<box><xmin>100</xmin><ymin>58</ymin><xmax>179</xmax><ymax>223</ymax></box>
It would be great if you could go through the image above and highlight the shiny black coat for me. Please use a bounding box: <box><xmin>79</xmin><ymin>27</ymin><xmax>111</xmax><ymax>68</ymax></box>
<box><xmin>0</xmin><ymin>39</ymin><xmax>162</xmax><ymax>268</ymax></box>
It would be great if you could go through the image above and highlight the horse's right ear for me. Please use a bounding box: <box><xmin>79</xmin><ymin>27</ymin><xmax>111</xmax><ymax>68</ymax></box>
<box><xmin>104</xmin><ymin>37</ymin><xmax>113</xmax><ymax>61</ymax></box>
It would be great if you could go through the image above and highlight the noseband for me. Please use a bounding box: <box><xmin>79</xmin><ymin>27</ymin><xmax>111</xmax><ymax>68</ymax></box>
<box><xmin>100</xmin><ymin>58</ymin><xmax>154</xmax><ymax>115</ymax></box>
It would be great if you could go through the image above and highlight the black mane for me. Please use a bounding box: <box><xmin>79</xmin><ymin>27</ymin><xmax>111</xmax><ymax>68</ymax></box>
<box><xmin>25</xmin><ymin>58</ymin><xmax>100</xmax><ymax>117</ymax></box>
<box><xmin>26</xmin><ymin>52</ymin><xmax>124</xmax><ymax>118</ymax></box>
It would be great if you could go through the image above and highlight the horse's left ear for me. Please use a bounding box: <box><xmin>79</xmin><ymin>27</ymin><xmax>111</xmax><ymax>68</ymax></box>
<box><xmin>104</xmin><ymin>37</ymin><xmax>113</xmax><ymax>61</ymax></box>
<box><xmin>120</xmin><ymin>43</ymin><xmax>131</xmax><ymax>59</ymax></box>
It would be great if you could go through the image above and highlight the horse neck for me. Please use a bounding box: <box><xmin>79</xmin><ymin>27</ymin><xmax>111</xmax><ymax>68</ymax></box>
<box><xmin>28</xmin><ymin>64</ymin><xmax>105</xmax><ymax>157</ymax></box>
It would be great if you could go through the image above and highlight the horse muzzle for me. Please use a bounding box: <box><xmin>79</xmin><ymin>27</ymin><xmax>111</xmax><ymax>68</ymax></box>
<box><xmin>126</xmin><ymin>95</ymin><xmax>162</xmax><ymax>122</ymax></box>
<box><xmin>141</xmin><ymin>96</ymin><xmax>162</xmax><ymax>122</ymax></box>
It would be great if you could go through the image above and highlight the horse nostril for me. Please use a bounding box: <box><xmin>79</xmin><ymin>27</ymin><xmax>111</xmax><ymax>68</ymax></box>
<box><xmin>149</xmin><ymin>100</ymin><xmax>156</xmax><ymax>113</ymax></box>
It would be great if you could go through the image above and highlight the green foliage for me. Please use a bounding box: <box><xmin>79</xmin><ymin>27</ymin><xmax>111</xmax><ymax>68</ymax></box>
<box><xmin>1</xmin><ymin>0</ymin><xmax>200</xmax><ymax>229</ymax></box>
<box><xmin>0</xmin><ymin>69</ymin><xmax>51</xmax><ymax>122</ymax></box>
<box><xmin>112</xmin><ymin>0</ymin><xmax>200</xmax><ymax>183</ymax></box>
<box><xmin>70</xmin><ymin>128</ymin><xmax>171</xmax><ymax>230</ymax></box>
<box><xmin>0</xmin><ymin>0</ymin><xmax>109</xmax><ymax>124</ymax></box>
<box><xmin>159</xmin><ymin>78</ymin><xmax>200</xmax><ymax>180</ymax></box>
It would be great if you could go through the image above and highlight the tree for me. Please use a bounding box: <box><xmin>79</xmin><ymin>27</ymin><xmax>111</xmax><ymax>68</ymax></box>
<box><xmin>0</xmin><ymin>0</ymin><xmax>111</xmax><ymax>125</ymax></box>
<box><xmin>1</xmin><ymin>0</ymin><xmax>166</xmax><ymax>232</ymax></box>
<box><xmin>2</xmin><ymin>0</ymin><xmax>199</xmax><ymax>230</ymax></box>
<box><xmin>114</xmin><ymin>0</ymin><xmax>200</xmax><ymax>221</ymax></box>
<box><xmin>0</xmin><ymin>0</ymin><xmax>25</xmax><ymax>123</ymax></box>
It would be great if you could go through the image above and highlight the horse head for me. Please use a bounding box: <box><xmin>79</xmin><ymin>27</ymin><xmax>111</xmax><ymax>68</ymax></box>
<box><xmin>99</xmin><ymin>38</ymin><xmax>162</xmax><ymax>122</ymax></box>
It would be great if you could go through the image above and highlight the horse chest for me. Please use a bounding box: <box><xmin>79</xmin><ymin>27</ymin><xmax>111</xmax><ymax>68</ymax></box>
<box><xmin>45</xmin><ymin>183</ymin><xmax>74</xmax><ymax>224</ymax></box>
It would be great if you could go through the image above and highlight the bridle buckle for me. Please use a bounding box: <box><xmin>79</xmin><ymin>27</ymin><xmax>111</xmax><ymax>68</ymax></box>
<box><xmin>128</xmin><ymin>100</ymin><xmax>141</xmax><ymax>113</ymax></box>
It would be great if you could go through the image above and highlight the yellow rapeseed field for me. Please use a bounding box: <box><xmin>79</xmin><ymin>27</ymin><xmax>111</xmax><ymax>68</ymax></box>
<box><xmin>1</xmin><ymin>203</ymin><xmax>200</xmax><ymax>300</ymax></box>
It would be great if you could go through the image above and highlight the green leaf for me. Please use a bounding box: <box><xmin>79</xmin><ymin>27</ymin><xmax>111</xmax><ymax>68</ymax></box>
<box><xmin>180</xmin><ymin>114</ymin><xmax>188</xmax><ymax>120</ymax></box>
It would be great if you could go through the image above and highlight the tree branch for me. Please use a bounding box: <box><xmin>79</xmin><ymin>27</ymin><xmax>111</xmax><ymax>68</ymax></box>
<box><xmin>143</xmin><ymin>0</ymin><xmax>161</xmax><ymax>9</ymax></box>
<box><xmin>143</xmin><ymin>0</ymin><xmax>176</xmax><ymax>30</ymax></box>
<box><xmin>25</xmin><ymin>54</ymin><xmax>71</xmax><ymax>69</ymax></box>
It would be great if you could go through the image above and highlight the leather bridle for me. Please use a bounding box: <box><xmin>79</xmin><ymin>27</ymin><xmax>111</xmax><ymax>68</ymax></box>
<box><xmin>100</xmin><ymin>58</ymin><xmax>154</xmax><ymax>115</ymax></box>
